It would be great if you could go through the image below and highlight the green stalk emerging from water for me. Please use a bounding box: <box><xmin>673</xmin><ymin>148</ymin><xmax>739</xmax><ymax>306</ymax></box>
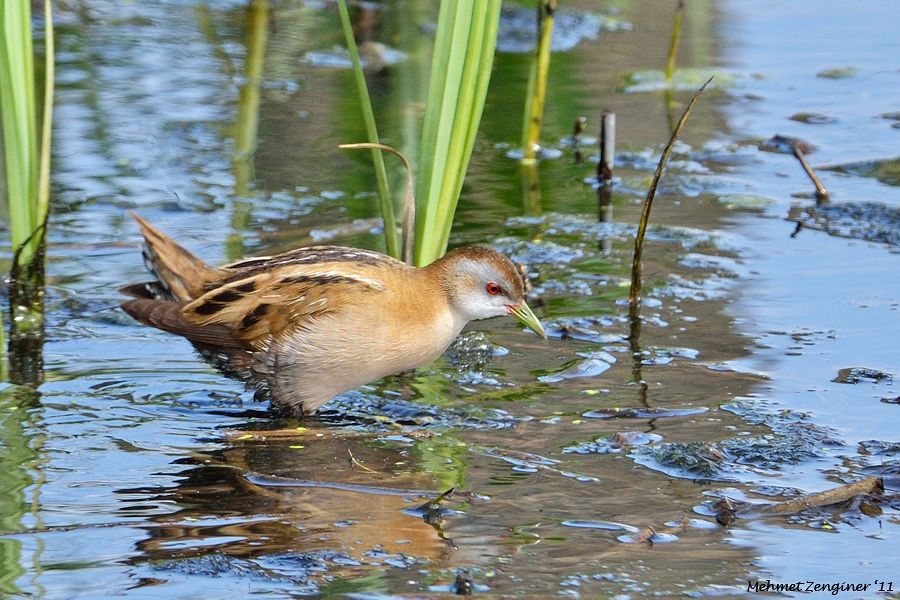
<box><xmin>414</xmin><ymin>0</ymin><xmax>501</xmax><ymax>265</ymax></box>
<box><xmin>335</xmin><ymin>2</ymin><xmax>501</xmax><ymax>266</ymax></box>
<box><xmin>0</xmin><ymin>0</ymin><xmax>53</xmax><ymax>265</ymax></box>
<box><xmin>521</xmin><ymin>0</ymin><xmax>556</xmax><ymax>163</ymax></box>
<box><xmin>336</xmin><ymin>0</ymin><xmax>400</xmax><ymax>259</ymax></box>
<box><xmin>0</xmin><ymin>0</ymin><xmax>55</xmax><ymax>378</ymax></box>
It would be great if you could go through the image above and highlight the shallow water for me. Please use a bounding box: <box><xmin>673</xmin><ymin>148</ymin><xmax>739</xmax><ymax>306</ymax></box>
<box><xmin>1</xmin><ymin>0</ymin><xmax>898</xmax><ymax>598</ymax></box>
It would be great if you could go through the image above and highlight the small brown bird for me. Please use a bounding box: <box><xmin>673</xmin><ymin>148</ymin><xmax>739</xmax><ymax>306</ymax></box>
<box><xmin>121</xmin><ymin>213</ymin><xmax>546</xmax><ymax>416</ymax></box>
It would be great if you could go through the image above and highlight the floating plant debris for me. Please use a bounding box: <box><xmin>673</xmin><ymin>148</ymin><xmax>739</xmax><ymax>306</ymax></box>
<box><xmin>492</xmin><ymin>237</ymin><xmax>585</xmax><ymax>265</ymax></box>
<box><xmin>302</xmin><ymin>42</ymin><xmax>407</xmax><ymax>70</ymax></box>
<box><xmin>617</xmin><ymin>529</ymin><xmax>679</xmax><ymax>544</ymax></box>
<box><xmin>832</xmin><ymin>367</ymin><xmax>893</xmax><ymax>384</ymax></box>
<box><xmin>654</xmin><ymin>274</ymin><xmax>735</xmax><ymax>302</ymax></box>
<box><xmin>634</xmin><ymin>442</ymin><xmax>729</xmax><ymax>479</ymax></box>
<box><xmin>816</xmin><ymin>66</ymin><xmax>858</xmax><ymax>79</ymax></box>
<box><xmin>679</xmin><ymin>253</ymin><xmax>742</xmax><ymax>274</ymax></box>
<box><xmin>150</xmin><ymin>550</ymin><xmax>359</xmax><ymax>591</ymax></box>
<box><xmin>564</xmin><ymin>431</ymin><xmax>663</xmax><ymax>454</ymax></box>
<box><xmin>823</xmin><ymin>156</ymin><xmax>900</xmax><ymax>187</ymax></box>
<box><xmin>476</xmin><ymin>446</ymin><xmax>599</xmax><ymax>483</ymax></box>
<box><xmin>699</xmin><ymin>477</ymin><xmax>888</xmax><ymax>525</ymax></box>
<box><xmin>640</xmin><ymin>346</ymin><xmax>700</xmax><ymax>365</ymax></box>
<box><xmin>620</xmin><ymin>68</ymin><xmax>745</xmax><ymax>93</ymax></box>
<box><xmin>320</xmin><ymin>391</ymin><xmax>524</xmax><ymax>430</ymax></box>
<box><xmin>789</xmin><ymin>112</ymin><xmax>837</xmax><ymax>125</ymax></box>
<box><xmin>504</xmin><ymin>212</ymin><xmax>632</xmax><ymax>242</ymax></box>
<box><xmin>716</xmin><ymin>193</ymin><xmax>777</xmax><ymax>209</ymax></box>
<box><xmin>859</xmin><ymin>440</ymin><xmax>900</xmax><ymax>456</ymax></box>
<box><xmin>759</xmin><ymin>134</ymin><xmax>815</xmax><ymax>155</ymax></box>
<box><xmin>544</xmin><ymin>317</ymin><xmax>623</xmax><ymax>344</ymax></box>
<box><xmin>444</xmin><ymin>331</ymin><xmax>497</xmax><ymax>372</ymax></box>
<box><xmin>788</xmin><ymin>201</ymin><xmax>900</xmax><ymax>246</ymax></box>
<box><xmin>581</xmin><ymin>407</ymin><xmax>708</xmax><ymax>420</ymax></box>
<box><xmin>615</xmin><ymin>143</ymin><xmax>708</xmax><ymax>173</ymax></box>
<box><xmin>633</xmin><ymin>404</ymin><xmax>844</xmax><ymax>481</ymax></box>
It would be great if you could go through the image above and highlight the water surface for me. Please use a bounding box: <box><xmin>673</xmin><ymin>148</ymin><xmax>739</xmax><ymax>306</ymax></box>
<box><xmin>0</xmin><ymin>0</ymin><xmax>897</xmax><ymax>598</ymax></box>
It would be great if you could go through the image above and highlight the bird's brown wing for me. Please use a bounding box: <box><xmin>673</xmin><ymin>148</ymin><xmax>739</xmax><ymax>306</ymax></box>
<box><xmin>181</xmin><ymin>263</ymin><xmax>386</xmax><ymax>349</ymax></box>
<box><xmin>120</xmin><ymin>298</ymin><xmax>247</xmax><ymax>348</ymax></box>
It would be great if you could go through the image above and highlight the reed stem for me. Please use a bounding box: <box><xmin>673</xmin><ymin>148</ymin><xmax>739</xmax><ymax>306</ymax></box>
<box><xmin>665</xmin><ymin>0</ymin><xmax>685</xmax><ymax>85</ymax></box>
<box><xmin>598</xmin><ymin>110</ymin><xmax>615</xmax><ymax>182</ymax></box>
<box><xmin>521</xmin><ymin>0</ymin><xmax>556</xmax><ymax>163</ymax></box>
<box><xmin>36</xmin><ymin>0</ymin><xmax>54</xmax><ymax>232</ymax></box>
<box><xmin>0</xmin><ymin>0</ymin><xmax>38</xmax><ymax>265</ymax></box>
<box><xmin>414</xmin><ymin>0</ymin><xmax>501</xmax><ymax>265</ymax></box>
<box><xmin>791</xmin><ymin>145</ymin><xmax>829</xmax><ymax>200</ymax></box>
<box><xmin>336</xmin><ymin>0</ymin><xmax>400</xmax><ymax>259</ymax></box>
<box><xmin>629</xmin><ymin>77</ymin><xmax>711</xmax><ymax>307</ymax></box>
<box><xmin>340</xmin><ymin>143</ymin><xmax>415</xmax><ymax>265</ymax></box>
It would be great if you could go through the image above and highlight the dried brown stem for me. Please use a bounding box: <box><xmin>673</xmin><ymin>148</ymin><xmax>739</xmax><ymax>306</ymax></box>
<box><xmin>741</xmin><ymin>476</ymin><xmax>883</xmax><ymax>518</ymax></box>
<box><xmin>340</xmin><ymin>143</ymin><xmax>416</xmax><ymax>264</ymax></box>
<box><xmin>792</xmin><ymin>145</ymin><xmax>829</xmax><ymax>200</ymax></box>
<box><xmin>628</xmin><ymin>77</ymin><xmax>713</xmax><ymax>307</ymax></box>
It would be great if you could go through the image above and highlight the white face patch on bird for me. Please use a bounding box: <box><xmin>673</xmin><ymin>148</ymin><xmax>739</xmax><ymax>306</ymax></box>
<box><xmin>439</xmin><ymin>248</ymin><xmax>546</xmax><ymax>338</ymax></box>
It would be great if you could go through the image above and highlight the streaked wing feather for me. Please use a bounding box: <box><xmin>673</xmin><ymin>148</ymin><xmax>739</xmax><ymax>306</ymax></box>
<box><xmin>183</xmin><ymin>262</ymin><xmax>386</xmax><ymax>347</ymax></box>
<box><xmin>219</xmin><ymin>245</ymin><xmax>402</xmax><ymax>283</ymax></box>
<box><xmin>121</xmin><ymin>299</ymin><xmax>247</xmax><ymax>348</ymax></box>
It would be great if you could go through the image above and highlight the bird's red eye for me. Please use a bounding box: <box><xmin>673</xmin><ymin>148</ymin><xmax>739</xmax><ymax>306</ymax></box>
<box><xmin>486</xmin><ymin>282</ymin><xmax>502</xmax><ymax>296</ymax></box>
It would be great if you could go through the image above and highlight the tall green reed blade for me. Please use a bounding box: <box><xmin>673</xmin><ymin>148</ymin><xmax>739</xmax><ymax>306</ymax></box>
<box><xmin>665</xmin><ymin>0</ymin><xmax>685</xmax><ymax>85</ymax></box>
<box><xmin>336</xmin><ymin>0</ymin><xmax>400</xmax><ymax>259</ymax></box>
<box><xmin>414</xmin><ymin>0</ymin><xmax>501</xmax><ymax>266</ymax></box>
<box><xmin>0</xmin><ymin>0</ymin><xmax>38</xmax><ymax>264</ymax></box>
<box><xmin>0</xmin><ymin>0</ymin><xmax>53</xmax><ymax>266</ymax></box>
<box><xmin>521</xmin><ymin>0</ymin><xmax>556</xmax><ymax>163</ymax></box>
<box><xmin>0</xmin><ymin>0</ymin><xmax>54</xmax><ymax>378</ymax></box>
<box><xmin>37</xmin><ymin>0</ymin><xmax>54</xmax><ymax>232</ymax></box>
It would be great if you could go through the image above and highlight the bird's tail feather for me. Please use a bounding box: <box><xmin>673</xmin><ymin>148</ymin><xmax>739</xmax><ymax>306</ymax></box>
<box><xmin>129</xmin><ymin>211</ymin><xmax>223</xmax><ymax>301</ymax></box>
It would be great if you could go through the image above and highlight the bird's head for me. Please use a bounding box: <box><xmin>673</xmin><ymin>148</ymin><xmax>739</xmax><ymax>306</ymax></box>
<box><xmin>432</xmin><ymin>246</ymin><xmax>546</xmax><ymax>338</ymax></box>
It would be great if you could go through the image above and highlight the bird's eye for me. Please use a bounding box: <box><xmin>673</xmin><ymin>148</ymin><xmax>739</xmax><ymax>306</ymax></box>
<box><xmin>486</xmin><ymin>282</ymin><xmax>502</xmax><ymax>296</ymax></box>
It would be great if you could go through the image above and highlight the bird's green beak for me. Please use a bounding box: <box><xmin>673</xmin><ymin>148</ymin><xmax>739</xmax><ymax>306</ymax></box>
<box><xmin>509</xmin><ymin>301</ymin><xmax>547</xmax><ymax>339</ymax></box>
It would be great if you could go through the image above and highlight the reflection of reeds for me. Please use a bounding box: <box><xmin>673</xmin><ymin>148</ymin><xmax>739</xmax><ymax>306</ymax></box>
<box><xmin>665</xmin><ymin>0</ymin><xmax>685</xmax><ymax>85</ymax></box>
<box><xmin>521</xmin><ymin>0</ymin><xmax>556</xmax><ymax>163</ymax></box>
